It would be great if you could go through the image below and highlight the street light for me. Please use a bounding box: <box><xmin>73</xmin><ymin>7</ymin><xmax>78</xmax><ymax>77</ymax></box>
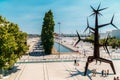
<box><xmin>58</xmin><ymin>22</ymin><xmax>61</xmax><ymax>58</ymax></box>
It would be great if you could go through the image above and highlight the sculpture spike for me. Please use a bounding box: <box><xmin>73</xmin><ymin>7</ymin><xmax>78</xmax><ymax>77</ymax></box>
<box><xmin>89</xmin><ymin>28</ymin><xmax>91</xmax><ymax>34</ymax></box>
<box><xmin>97</xmin><ymin>3</ymin><xmax>101</xmax><ymax>10</ymax></box>
<box><xmin>98</xmin><ymin>13</ymin><xmax>103</xmax><ymax>16</ymax></box>
<box><xmin>103</xmin><ymin>33</ymin><xmax>111</xmax><ymax>57</ymax></box>
<box><xmin>74</xmin><ymin>31</ymin><xmax>81</xmax><ymax>47</ymax></box>
<box><xmin>84</xmin><ymin>27</ymin><xmax>89</xmax><ymax>33</ymax></box>
<box><xmin>111</xmin><ymin>24</ymin><xmax>119</xmax><ymax>30</ymax></box>
<box><xmin>89</xmin><ymin>30</ymin><xmax>94</xmax><ymax>34</ymax></box>
<box><xmin>89</xmin><ymin>13</ymin><xmax>95</xmax><ymax>17</ymax></box>
<box><xmin>98</xmin><ymin>7</ymin><xmax>108</xmax><ymax>11</ymax></box>
<box><xmin>90</xmin><ymin>5</ymin><xmax>96</xmax><ymax>12</ymax></box>
<box><xmin>110</xmin><ymin>14</ymin><xmax>114</xmax><ymax>24</ymax></box>
<box><xmin>105</xmin><ymin>45</ymin><xmax>111</xmax><ymax>57</ymax></box>
<box><xmin>84</xmin><ymin>18</ymin><xmax>89</xmax><ymax>33</ymax></box>
<box><xmin>103</xmin><ymin>45</ymin><xmax>106</xmax><ymax>52</ymax></box>
<box><xmin>110</xmin><ymin>15</ymin><xmax>120</xmax><ymax>30</ymax></box>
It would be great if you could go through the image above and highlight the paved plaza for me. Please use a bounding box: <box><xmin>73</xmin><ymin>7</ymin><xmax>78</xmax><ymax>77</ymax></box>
<box><xmin>3</xmin><ymin>58</ymin><xmax>120</xmax><ymax>80</ymax></box>
<box><xmin>1</xmin><ymin>37</ymin><xmax>120</xmax><ymax>80</ymax></box>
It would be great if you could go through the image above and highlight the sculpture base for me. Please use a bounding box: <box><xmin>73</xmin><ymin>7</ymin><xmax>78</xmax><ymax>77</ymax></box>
<box><xmin>84</xmin><ymin>56</ymin><xmax>116</xmax><ymax>76</ymax></box>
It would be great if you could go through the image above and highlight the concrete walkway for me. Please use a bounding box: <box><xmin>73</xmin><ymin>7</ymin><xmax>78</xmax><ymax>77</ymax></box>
<box><xmin>3</xmin><ymin>59</ymin><xmax>120</xmax><ymax>80</ymax></box>
<box><xmin>1</xmin><ymin>37</ymin><xmax>120</xmax><ymax>80</ymax></box>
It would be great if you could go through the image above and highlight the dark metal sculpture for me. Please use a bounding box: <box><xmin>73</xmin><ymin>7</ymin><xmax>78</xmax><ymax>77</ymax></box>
<box><xmin>75</xmin><ymin>4</ymin><xmax>119</xmax><ymax>76</ymax></box>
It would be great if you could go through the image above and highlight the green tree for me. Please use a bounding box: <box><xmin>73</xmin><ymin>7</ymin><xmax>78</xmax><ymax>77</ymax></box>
<box><xmin>0</xmin><ymin>16</ymin><xmax>28</xmax><ymax>73</ymax></box>
<box><xmin>84</xmin><ymin>33</ymin><xmax>94</xmax><ymax>43</ymax></box>
<box><xmin>41</xmin><ymin>10</ymin><xmax>55</xmax><ymax>54</ymax></box>
<box><xmin>0</xmin><ymin>26</ymin><xmax>17</xmax><ymax>70</ymax></box>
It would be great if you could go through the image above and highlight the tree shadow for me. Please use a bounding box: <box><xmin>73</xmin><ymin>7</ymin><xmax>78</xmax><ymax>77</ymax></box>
<box><xmin>4</xmin><ymin>65</ymin><xmax>21</xmax><ymax>76</ymax></box>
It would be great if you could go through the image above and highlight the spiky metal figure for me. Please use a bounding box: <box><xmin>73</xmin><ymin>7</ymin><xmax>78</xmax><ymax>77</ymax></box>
<box><xmin>75</xmin><ymin>4</ymin><xmax>119</xmax><ymax>76</ymax></box>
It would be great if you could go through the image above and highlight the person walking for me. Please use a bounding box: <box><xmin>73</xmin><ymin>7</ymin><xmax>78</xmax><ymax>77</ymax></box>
<box><xmin>117</xmin><ymin>76</ymin><xmax>119</xmax><ymax>80</ymax></box>
<box><xmin>104</xmin><ymin>70</ymin><xmax>107</xmax><ymax>77</ymax></box>
<box><xmin>74</xmin><ymin>59</ymin><xmax>77</xmax><ymax>69</ymax></box>
<box><xmin>114</xmin><ymin>77</ymin><xmax>117</xmax><ymax>80</ymax></box>
<box><xmin>94</xmin><ymin>69</ymin><xmax>96</xmax><ymax>77</ymax></box>
<box><xmin>74</xmin><ymin>59</ymin><xmax>77</xmax><ymax>66</ymax></box>
<box><xmin>101</xmin><ymin>70</ymin><xmax>104</xmax><ymax>77</ymax></box>
<box><xmin>107</xmin><ymin>69</ymin><xmax>109</xmax><ymax>76</ymax></box>
<box><xmin>92</xmin><ymin>69</ymin><xmax>96</xmax><ymax>77</ymax></box>
<box><xmin>83</xmin><ymin>49</ymin><xmax>86</xmax><ymax>57</ymax></box>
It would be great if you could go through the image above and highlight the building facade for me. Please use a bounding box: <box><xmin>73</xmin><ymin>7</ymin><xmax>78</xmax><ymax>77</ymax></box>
<box><xmin>100</xmin><ymin>30</ymin><xmax>120</xmax><ymax>39</ymax></box>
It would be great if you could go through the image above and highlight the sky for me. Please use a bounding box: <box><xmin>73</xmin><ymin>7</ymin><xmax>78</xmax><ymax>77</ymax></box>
<box><xmin>0</xmin><ymin>0</ymin><xmax>120</xmax><ymax>34</ymax></box>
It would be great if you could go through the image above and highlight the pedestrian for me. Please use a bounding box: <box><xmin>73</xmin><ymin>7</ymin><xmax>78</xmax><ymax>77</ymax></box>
<box><xmin>107</xmin><ymin>69</ymin><xmax>109</xmax><ymax>76</ymax></box>
<box><xmin>94</xmin><ymin>69</ymin><xmax>96</xmax><ymax>77</ymax></box>
<box><xmin>104</xmin><ymin>70</ymin><xmax>107</xmax><ymax>77</ymax></box>
<box><xmin>91</xmin><ymin>69</ymin><xmax>94</xmax><ymax>77</ymax></box>
<box><xmin>101</xmin><ymin>70</ymin><xmax>104</xmax><ymax>77</ymax></box>
<box><xmin>99</xmin><ymin>60</ymin><xmax>102</xmax><ymax>65</ymax></box>
<box><xmin>74</xmin><ymin>59</ymin><xmax>77</xmax><ymax>66</ymax></box>
<box><xmin>83</xmin><ymin>49</ymin><xmax>86</xmax><ymax>57</ymax></box>
<box><xmin>117</xmin><ymin>76</ymin><xmax>119</xmax><ymax>80</ymax></box>
<box><xmin>114</xmin><ymin>77</ymin><xmax>117</xmax><ymax>80</ymax></box>
<box><xmin>92</xmin><ymin>69</ymin><xmax>96</xmax><ymax>77</ymax></box>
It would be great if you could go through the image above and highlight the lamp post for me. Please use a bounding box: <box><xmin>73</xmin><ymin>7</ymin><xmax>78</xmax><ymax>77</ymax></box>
<box><xmin>58</xmin><ymin>22</ymin><xmax>61</xmax><ymax>58</ymax></box>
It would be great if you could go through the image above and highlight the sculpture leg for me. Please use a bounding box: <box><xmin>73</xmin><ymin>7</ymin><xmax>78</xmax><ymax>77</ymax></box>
<box><xmin>84</xmin><ymin>62</ymin><xmax>89</xmax><ymax>76</ymax></box>
<box><xmin>84</xmin><ymin>56</ymin><xmax>94</xmax><ymax>76</ymax></box>
<box><xmin>98</xmin><ymin>57</ymin><xmax>116</xmax><ymax>74</ymax></box>
<box><xmin>110</xmin><ymin>61</ymin><xmax>116</xmax><ymax>74</ymax></box>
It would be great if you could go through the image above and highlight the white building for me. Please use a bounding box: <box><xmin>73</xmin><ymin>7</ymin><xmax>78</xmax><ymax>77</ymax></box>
<box><xmin>100</xmin><ymin>30</ymin><xmax>120</xmax><ymax>39</ymax></box>
<box><xmin>111</xmin><ymin>30</ymin><xmax>120</xmax><ymax>39</ymax></box>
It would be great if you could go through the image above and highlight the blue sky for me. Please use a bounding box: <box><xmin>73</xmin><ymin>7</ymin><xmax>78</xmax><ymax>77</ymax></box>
<box><xmin>0</xmin><ymin>0</ymin><xmax>120</xmax><ymax>34</ymax></box>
